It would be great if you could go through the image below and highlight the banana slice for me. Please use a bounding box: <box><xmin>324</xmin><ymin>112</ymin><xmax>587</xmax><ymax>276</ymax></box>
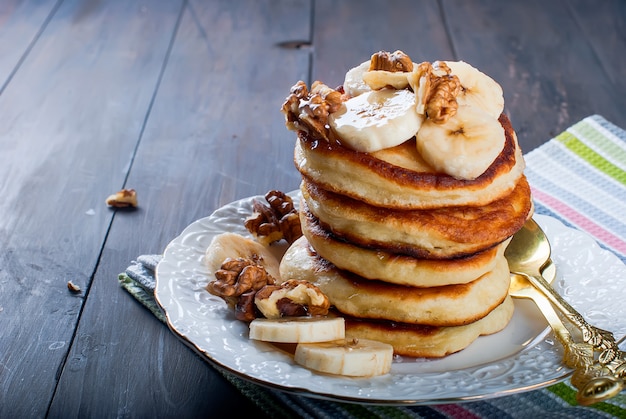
<box><xmin>342</xmin><ymin>60</ymin><xmax>371</xmax><ymax>98</ymax></box>
<box><xmin>416</xmin><ymin>105</ymin><xmax>506</xmax><ymax>180</ymax></box>
<box><xmin>329</xmin><ymin>88</ymin><xmax>423</xmax><ymax>153</ymax></box>
<box><xmin>294</xmin><ymin>338</ymin><xmax>393</xmax><ymax>377</ymax></box>
<box><xmin>249</xmin><ymin>317</ymin><xmax>345</xmax><ymax>343</ymax></box>
<box><xmin>442</xmin><ymin>61</ymin><xmax>504</xmax><ymax>119</ymax></box>
<box><xmin>204</xmin><ymin>232</ymin><xmax>280</xmax><ymax>280</ymax></box>
<box><xmin>343</xmin><ymin>60</ymin><xmax>419</xmax><ymax>96</ymax></box>
<box><xmin>362</xmin><ymin>70</ymin><xmax>410</xmax><ymax>91</ymax></box>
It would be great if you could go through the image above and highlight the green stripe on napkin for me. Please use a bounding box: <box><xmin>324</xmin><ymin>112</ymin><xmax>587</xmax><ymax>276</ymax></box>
<box><xmin>558</xmin><ymin>131</ymin><xmax>626</xmax><ymax>185</ymax></box>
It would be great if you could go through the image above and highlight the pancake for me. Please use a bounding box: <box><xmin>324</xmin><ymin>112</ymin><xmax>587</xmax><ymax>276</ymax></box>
<box><xmin>344</xmin><ymin>296</ymin><xmax>514</xmax><ymax>358</ymax></box>
<box><xmin>279</xmin><ymin>236</ymin><xmax>511</xmax><ymax>326</ymax></box>
<box><xmin>301</xmin><ymin>175</ymin><xmax>531</xmax><ymax>259</ymax></box>
<box><xmin>300</xmin><ymin>203</ymin><xmax>510</xmax><ymax>286</ymax></box>
<box><xmin>294</xmin><ymin>114</ymin><xmax>524</xmax><ymax>210</ymax></box>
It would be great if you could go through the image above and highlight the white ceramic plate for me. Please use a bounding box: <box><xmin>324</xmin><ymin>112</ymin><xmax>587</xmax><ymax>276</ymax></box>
<box><xmin>154</xmin><ymin>193</ymin><xmax>626</xmax><ymax>405</ymax></box>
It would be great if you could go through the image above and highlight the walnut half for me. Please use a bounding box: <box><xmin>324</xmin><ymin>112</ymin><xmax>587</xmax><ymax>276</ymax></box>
<box><xmin>280</xmin><ymin>81</ymin><xmax>342</xmax><ymax>141</ymax></box>
<box><xmin>244</xmin><ymin>190</ymin><xmax>302</xmax><ymax>245</ymax></box>
<box><xmin>409</xmin><ymin>61</ymin><xmax>460</xmax><ymax>124</ymax></box>
<box><xmin>206</xmin><ymin>257</ymin><xmax>276</xmax><ymax>315</ymax></box>
<box><xmin>206</xmin><ymin>257</ymin><xmax>277</xmax><ymax>322</ymax></box>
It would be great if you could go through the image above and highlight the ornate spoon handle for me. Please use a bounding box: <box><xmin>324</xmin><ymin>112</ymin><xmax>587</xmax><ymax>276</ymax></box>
<box><xmin>511</xmin><ymin>278</ymin><xmax>594</xmax><ymax>370</ymax></box>
<box><xmin>513</xmin><ymin>272</ymin><xmax>626</xmax><ymax>404</ymax></box>
<box><xmin>575</xmin><ymin>367</ymin><xmax>625</xmax><ymax>406</ymax></box>
<box><xmin>525</xmin><ymin>269</ymin><xmax>621</xmax><ymax>363</ymax></box>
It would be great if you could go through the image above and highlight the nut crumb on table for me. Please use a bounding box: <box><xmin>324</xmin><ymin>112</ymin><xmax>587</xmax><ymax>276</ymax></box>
<box><xmin>106</xmin><ymin>188</ymin><xmax>138</xmax><ymax>208</ymax></box>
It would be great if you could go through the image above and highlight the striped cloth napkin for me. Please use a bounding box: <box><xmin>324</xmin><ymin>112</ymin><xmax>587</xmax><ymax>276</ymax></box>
<box><xmin>119</xmin><ymin>114</ymin><xmax>626</xmax><ymax>418</ymax></box>
<box><xmin>526</xmin><ymin>115</ymin><xmax>626</xmax><ymax>265</ymax></box>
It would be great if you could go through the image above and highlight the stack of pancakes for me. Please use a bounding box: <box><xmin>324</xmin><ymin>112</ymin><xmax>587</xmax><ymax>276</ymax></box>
<box><xmin>279</xmin><ymin>58</ymin><xmax>532</xmax><ymax>358</ymax></box>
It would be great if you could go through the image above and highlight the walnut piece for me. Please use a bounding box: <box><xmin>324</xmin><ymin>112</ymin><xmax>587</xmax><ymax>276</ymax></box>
<box><xmin>369</xmin><ymin>50</ymin><xmax>414</xmax><ymax>72</ymax></box>
<box><xmin>280</xmin><ymin>81</ymin><xmax>342</xmax><ymax>141</ymax></box>
<box><xmin>67</xmin><ymin>281</ymin><xmax>81</xmax><ymax>293</ymax></box>
<box><xmin>207</xmin><ymin>257</ymin><xmax>282</xmax><ymax>322</ymax></box>
<box><xmin>206</xmin><ymin>257</ymin><xmax>276</xmax><ymax>314</ymax></box>
<box><xmin>254</xmin><ymin>279</ymin><xmax>330</xmax><ymax>319</ymax></box>
<box><xmin>311</xmin><ymin>81</ymin><xmax>342</xmax><ymax>113</ymax></box>
<box><xmin>244</xmin><ymin>190</ymin><xmax>302</xmax><ymax>245</ymax></box>
<box><xmin>235</xmin><ymin>291</ymin><xmax>258</xmax><ymax>322</ymax></box>
<box><xmin>106</xmin><ymin>189</ymin><xmax>138</xmax><ymax>208</ymax></box>
<box><xmin>206</xmin><ymin>259</ymin><xmax>332</xmax><ymax>322</ymax></box>
<box><xmin>409</xmin><ymin>61</ymin><xmax>460</xmax><ymax>124</ymax></box>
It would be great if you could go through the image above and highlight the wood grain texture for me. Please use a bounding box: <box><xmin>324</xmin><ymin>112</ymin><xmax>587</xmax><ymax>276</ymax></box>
<box><xmin>49</xmin><ymin>0</ymin><xmax>309</xmax><ymax>416</ymax></box>
<box><xmin>312</xmin><ymin>0</ymin><xmax>453</xmax><ymax>88</ymax></box>
<box><xmin>441</xmin><ymin>0</ymin><xmax>626</xmax><ymax>151</ymax></box>
<box><xmin>567</xmin><ymin>0</ymin><xmax>626</xmax><ymax>86</ymax></box>
<box><xmin>0</xmin><ymin>0</ymin><xmax>182</xmax><ymax>416</ymax></box>
<box><xmin>0</xmin><ymin>0</ymin><xmax>59</xmax><ymax>89</ymax></box>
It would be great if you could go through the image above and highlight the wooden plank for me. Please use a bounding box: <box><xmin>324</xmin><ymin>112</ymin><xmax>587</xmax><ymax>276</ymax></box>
<box><xmin>312</xmin><ymin>0</ymin><xmax>453</xmax><ymax>88</ymax></box>
<box><xmin>567</xmin><ymin>0</ymin><xmax>626</xmax><ymax>87</ymax></box>
<box><xmin>0</xmin><ymin>0</ymin><xmax>181</xmax><ymax>416</ymax></box>
<box><xmin>440</xmin><ymin>0</ymin><xmax>626</xmax><ymax>151</ymax></box>
<box><xmin>0</xmin><ymin>0</ymin><xmax>58</xmax><ymax>88</ymax></box>
<box><xmin>50</xmin><ymin>0</ymin><xmax>310</xmax><ymax>416</ymax></box>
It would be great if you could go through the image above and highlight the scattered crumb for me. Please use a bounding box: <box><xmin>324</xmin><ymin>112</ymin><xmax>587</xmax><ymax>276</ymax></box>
<box><xmin>106</xmin><ymin>189</ymin><xmax>138</xmax><ymax>208</ymax></box>
<box><xmin>67</xmin><ymin>281</ymin><xmax>81</xmax><ymax>293</ymax></box>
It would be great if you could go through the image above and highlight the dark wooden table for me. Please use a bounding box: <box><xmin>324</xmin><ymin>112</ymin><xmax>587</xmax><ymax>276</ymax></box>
<box><xmin>1</xmin><ymin>0</ymin><xmax>624</xmax><ymax>416</ymax></box>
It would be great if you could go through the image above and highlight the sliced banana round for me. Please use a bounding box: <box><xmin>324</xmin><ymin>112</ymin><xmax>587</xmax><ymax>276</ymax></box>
<box><xmin>329</xmin><ymin>88</ymin><xmax>424</xmax><ymax>153</ymax></box>
<box><xmin>343</xmin><ymin>60</ymin><xmax>418</xmax><ymax>97</ymax></box>
<box><xmin>415</xmin><ymin>105</ymin><xmax>506</xmax><ymax>180</ymax></box>
<box><xmin>343</xmin><ymin>60</ymin><xmax>371</xmax><ymax>98</ymax></box>
<box><xmin>362</xmin><ymin>70</ymin><xmax>411</xmax><ymax>91</ymax></box>
<box><xmin>204</xmin><ymin>232</ymin><xmax>280</xmax><ymax>280</ymax></box>
<box><xmin>294</xmin><ymin>338</ymin><xmax>393</xmax><ymax>377</ymax></box>
<box><xmin>249</xmin><ymin>317</ymin><xmax>345</xmax><ymax>343</ymax></box>
<box><xmin>442</xmin><ymin>60</ymin><xmax>504</xmax><ymax>119</ymax></box>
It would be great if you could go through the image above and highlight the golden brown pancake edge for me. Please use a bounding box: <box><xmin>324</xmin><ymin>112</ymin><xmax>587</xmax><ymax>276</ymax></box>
<box><xmin>343</xmin><ymin>296</ymin><xmax>515</xmax><ymax>358</ymax></box>
<box><xmin>301</xmin><ymin>175</ymin><xmax>531</xmax><ymax>258</ymax></box>
<box><xmin>279</xmin><ymin>236</ymin><xmax>511</xmax><ymax>327</ymax></box>
<box><xmin>299</xmin><ymin>202</ymin><xmax>510</xmax><ymax>286</ymax></box>
<box><xmin>293</xmin><ymin>114</ymin><xmax>525</xmax><ymax>209</ymax></box>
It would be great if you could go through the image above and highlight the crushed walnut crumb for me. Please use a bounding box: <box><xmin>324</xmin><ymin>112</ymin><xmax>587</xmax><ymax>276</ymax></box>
<box><xmin>106</xmin><ymin>189</ymin><xmax>138</xmax><ymax>208</ymax></box>
<box><xmin>67</xmin><ymin>281</ymin><xmax>81</xmax><ymax>293</ymax></box>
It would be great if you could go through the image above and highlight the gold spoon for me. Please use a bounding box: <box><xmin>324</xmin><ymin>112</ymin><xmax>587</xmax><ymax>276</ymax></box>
<box><xmin>509</xmin><ymin>269</ymin><xmax>624</xmax><ymax>405</ymax></box>
<box><xmin>505</xmin><ymin>218</ymin><xmax>625</xmax><ymax>404</ymax></box>
<box><xmin>509</xmin><ymin>263</ymin><xmax>595</xmax><ymax>371</ymax></box>
<box><xmin>505</xmin><ymin>218</ymin><xmax>621</xmax><ymax>357</ymax></box>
